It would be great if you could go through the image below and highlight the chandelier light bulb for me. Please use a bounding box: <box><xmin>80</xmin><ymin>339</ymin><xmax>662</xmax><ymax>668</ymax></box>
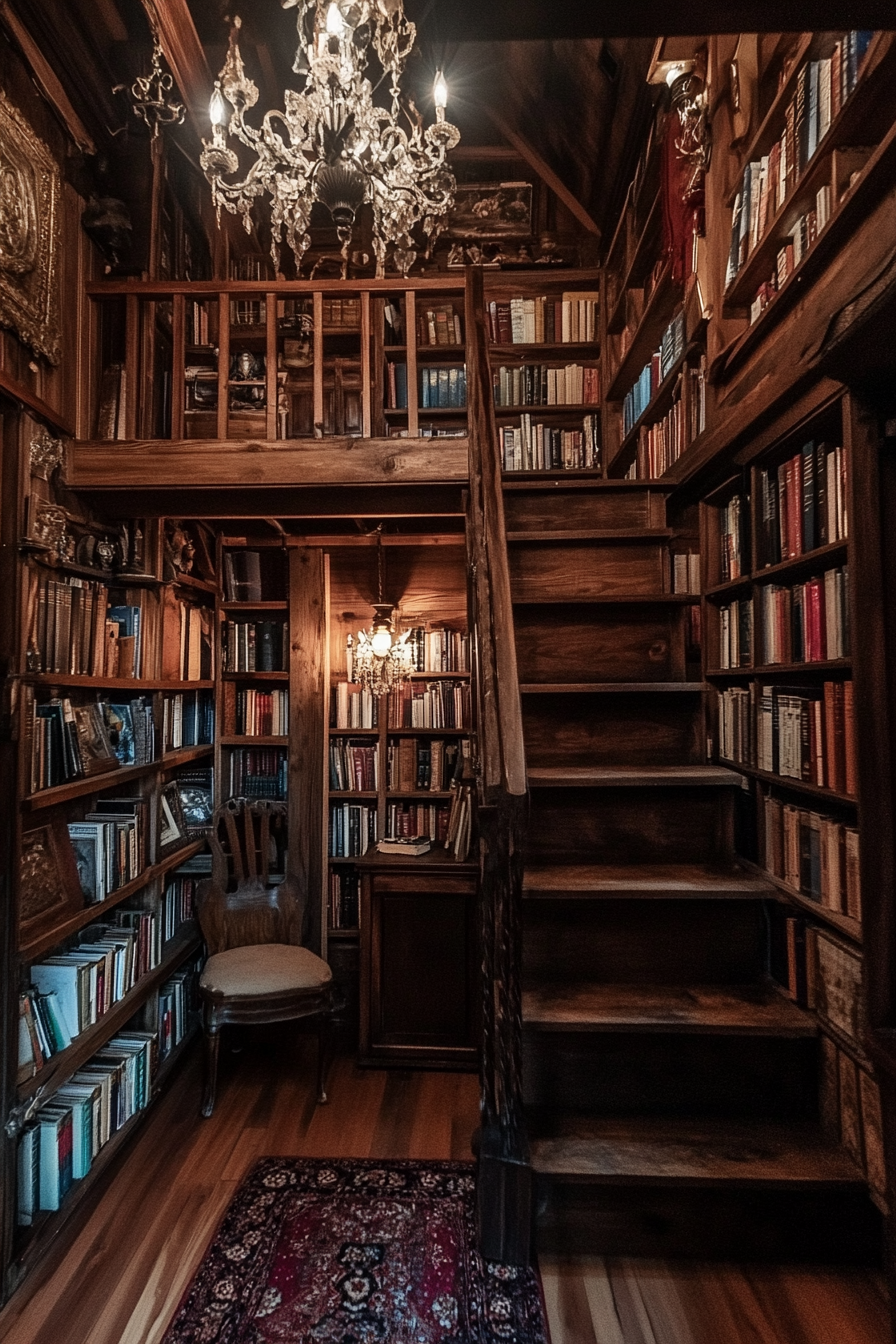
<box><xmin>433</xmin><ymin>70</ymin><xmax>448</xmax><ymax>118</ymax></box>
<box><xmin>371</xmin><ymin>626</ymin><xmax>393</xmax><ymax>657</ymax></box>
<box><xmin>209</xmin><ymin>84</ymin><xmax>227</xmax><ymax>128</ymax></box>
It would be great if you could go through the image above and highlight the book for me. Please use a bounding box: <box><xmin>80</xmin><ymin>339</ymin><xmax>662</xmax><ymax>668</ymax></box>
<box><xmin>376</xmin><ymin>838</ymin><xmax>432</xmax><ymax>857</ymax></box>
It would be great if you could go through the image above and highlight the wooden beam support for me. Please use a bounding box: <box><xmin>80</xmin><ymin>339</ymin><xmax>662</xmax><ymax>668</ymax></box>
<box><xmin>482</xmin><ymin>105</ymin><xmax>600</xmax><ymax>238</ymax></box>
<box><xmin>0</xmin><ymin>1</ymin><xmax>96</xmax><ymax>153</ymax></box>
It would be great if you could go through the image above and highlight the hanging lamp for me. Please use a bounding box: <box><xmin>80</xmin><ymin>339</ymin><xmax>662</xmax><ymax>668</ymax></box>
<box><xmin>350</xmin><ymin>528</ymin><xmax>415</xmax><ymax>695</ymax></box>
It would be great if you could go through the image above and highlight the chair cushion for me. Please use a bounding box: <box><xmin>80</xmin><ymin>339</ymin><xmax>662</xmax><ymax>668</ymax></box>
<box><xmin>200</xmin><ymin>944</ymin><xmax>332</xmax><ymax>997</ymax></box>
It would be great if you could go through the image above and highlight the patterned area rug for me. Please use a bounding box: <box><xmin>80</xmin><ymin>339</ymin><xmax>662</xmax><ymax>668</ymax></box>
<box><xmin>162</xmin><ymin>1158</ymin><xmax>548</xmax><ymax>1343</ymax></box>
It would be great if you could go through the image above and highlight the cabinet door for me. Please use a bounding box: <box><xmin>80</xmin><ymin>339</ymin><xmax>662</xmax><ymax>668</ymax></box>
<box><xmin>361</xmin><ymin>872</ymin><xmax>478</xmax><ymax>1066</ymax></box>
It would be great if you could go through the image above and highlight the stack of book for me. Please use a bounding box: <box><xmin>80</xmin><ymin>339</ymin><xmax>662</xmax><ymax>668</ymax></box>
<box><xmin>492</xmin><ymin>363</ymin><xmax>600</xmax><ymax>407</ymax></box>
<box><xmin>725</xmin><ymin>32</ymin><xmax>874</xmax><ymax>291</ymax></box>
<box><xmin>17</xmin><ymin>1032</ymin><xmax>154</xmax><ymax>1222</ymax></box>
<box><xmin>418</xmin><ymin>303</ymin><xmax>463</xmax><ymax>345</ymax></box>
<box><xmin>162</xmin><ymin>690</ymin><xmax>215</xmax><ymax>751</ymax></box>
<box><xmin>403</xmin><ymin>627</ymin><xmax>469</xmax><ymax>674</ymax></box>
<box><xmin>385</xmin><ymin>800</ymin><xmax>450</xmax><ymax>844</ymax></box>
<box><xmin>328</xmin><ymin>868</ymin><xmax>360</xmax><ymax>929</ymax></box>
<box><xmin>227</xmin><ymin>747</ymin><xmax>287</xmax><ymax>801</ymax></box>
<box><xmin>486</xmin><ymin>292</ymin><xmax>599</xmax><ymax>344</ymax></box>
<box><xmin>234</xmin><ymin>688</ymin><xmax>288</xmax><ymax>736</ymax></box>
<box><xmin>500</xmin><ymin>415</ymin><xmax>600</xmax><ymax>472</ymax></box>
<box><xmin>757</xmin><ymin>565</ymin><xmax>850</xmax><ymax>663</ymax></box>
<box><xmin>716</xmin><ymin>597</ymin><xmax>753</xmax><ymax>668</ymax></box>
<box><xmin>420</xmin><ymin>365</ymin><xmax>467</xmax><ymax>409</ymax></box>
<box><xmin>67</xmin><ymin>798</ymin><xmax>148</xmax><ymax>903</ymax></box>
<box><xmin>756</xmin><ymin>441</ymin><xmax>848</xmax><ymax>568</ymax></box>
<box><xmin>386</xmin><ymin>679</ymin><xmax>471</xmax><ymax>730</ymax></box>
<box><xmin>622</xmin><ymin>310</ymin><xmax>686</xmax><ymax>435</ymax></box>
<box><xmin>30</xmin><ymin>578</ymin><xmax>144</xmax><ymax>678</ymax></box>
<box><xmin>719</xmin><ymin>493</ymin><xmax>747</xmax><ymax>580</ymax></box>
<box><xmin>329</xmin><ymin>738</ymin><xmax>378</xmax><ymax>792</ymax></box>
<box><xmin>222</xmin><ymin>619</ymin><xmax>287</xmax><ymax>672</ymax></box>
<box><xmin>333</xmin><ymin>682</ymin><xmax>378</xmax><ymax>729</ymax></box>
<box><xmin>764</xmin><ymin>793</ymin><xmax>860</xmax><ymax>918</ymax></box>
<box><xmin>328</xmin><ymin>803</ymin><xmax>377</xmax><ymax>857</ymax></box>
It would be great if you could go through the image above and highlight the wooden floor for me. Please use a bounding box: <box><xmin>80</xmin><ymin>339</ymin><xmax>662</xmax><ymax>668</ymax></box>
<box><xmin>0</xmin><ymin>1029</ymin><xmax>889</xmax><ymax>1344</ymax></box>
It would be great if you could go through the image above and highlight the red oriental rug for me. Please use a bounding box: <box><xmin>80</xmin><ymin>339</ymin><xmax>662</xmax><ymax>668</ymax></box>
<box><xmin>161</xmin><ymin>1158</ymin><xmax>548</xmax><ymax>1343</ymax></box>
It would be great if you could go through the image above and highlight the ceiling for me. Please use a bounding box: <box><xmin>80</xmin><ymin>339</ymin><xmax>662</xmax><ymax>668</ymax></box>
<box><xmin>2</xmin><ymin>0</ymin><xmax>891</xmax><ymax>260</ymax></box>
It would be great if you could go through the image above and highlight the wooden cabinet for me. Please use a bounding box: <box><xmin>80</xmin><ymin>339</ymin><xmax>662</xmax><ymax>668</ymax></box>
<box><xmin>358</xmin><ymin>852</ymin><xmax>479</xmax><ymax>1067</ymax></box>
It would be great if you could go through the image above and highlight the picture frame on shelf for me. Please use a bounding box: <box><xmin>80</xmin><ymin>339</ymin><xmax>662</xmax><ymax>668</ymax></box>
<box><xmin>447</xmin><ymin>182</ymin><xmax>533</xmax><ymax>239</ymax></box>
<box><xmin>160</xmin><ymin>783</ymin><xmax>187</xmax><ymax>852</ymax></box>
<box><xmin>19</xmin><ymin>823</ymin><xmax>84</xmax><ymax>939</ymax></box>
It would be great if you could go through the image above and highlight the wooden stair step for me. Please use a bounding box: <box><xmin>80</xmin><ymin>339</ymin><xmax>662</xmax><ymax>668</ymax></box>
<box><xmin>527</xmin><ymin>765</ymin><xmax>743</xmax><ymax>788</ymax></box>
<box><xmin>522</xmin><ymin>862</ymin><xmax>773</xmax><ymax>899</ymax></box>
<box><xmin>528</xmin><ymin>1116</ymin><xmax>864</xmax><ymax>1186</ymax></box>
<box><xmin>522</xmin><ymin>982</ymin><xmax>815</xmax><ymax>1036</ymax></box>
<box><xmin>520</xmin><ymin>682</ymin><xmax>703</xmax><ymax>694</ymax></box>
<box><xmin>506</xmin><ymin>529</ymin><xmax>673</xmax><ymax>542</ymax></box>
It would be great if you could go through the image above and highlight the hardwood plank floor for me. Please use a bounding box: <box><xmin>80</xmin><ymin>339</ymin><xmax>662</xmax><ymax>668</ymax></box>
<box><xmin>0</xmin><ymin>1030</ymin><xmax>888</xmax><ymax>1344</ymax></box>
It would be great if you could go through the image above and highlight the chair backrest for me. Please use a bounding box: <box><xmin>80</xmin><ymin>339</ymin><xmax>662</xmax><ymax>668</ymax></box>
<box><xmin>196</xmin><ymin>799</ymin><xmax>306</xmax><ymax>955</ymax></box>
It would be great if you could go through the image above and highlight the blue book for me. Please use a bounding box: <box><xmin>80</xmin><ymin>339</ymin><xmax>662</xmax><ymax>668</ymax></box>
<box><xmin>394</xmin><ymin>362</ymin><xmax>408</xmax><ymax>410</ymax></box>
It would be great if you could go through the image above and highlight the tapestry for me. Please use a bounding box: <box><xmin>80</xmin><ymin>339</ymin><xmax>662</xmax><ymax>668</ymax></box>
<box><xmin>161</xmin><ymin>1158</ymin><xmax>548</xmax><ymax>1344</ymax></box>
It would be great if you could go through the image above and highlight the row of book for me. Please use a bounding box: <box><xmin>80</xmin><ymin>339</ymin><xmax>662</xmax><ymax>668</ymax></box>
<box><xmin>716</xmin><ymin>565</ymin><xmax>850</xmax><ymax>667</ymax></box>
<box><xmin>31</xmin><ymin>577</ymin><xmax>144</xmax><ymax>678</ymax></box>
<box><xmin>329</xmin><ymin>739</ymin><xmax>378</xmax><ymax>792</ymax></box>
<box><xmin>757</xmin><ymin>441</ymin><xmax>848</xmax><ymax>569</ymax></box>
<box><xmin>492</xmin><ymin>363</ymin><xmax>600</xmax><ymax>408</ymax></box>
<box><xmin>622</xmin><ymin>311</ymin><xmax>686</xmax><ymax>436</ymax></box>
<box><xmin>386</xmin><ymin>738</ymin><xmax>467</xmax><ymax>793</ymax></box>
<box><xmin>758</xmin><ymin>566</ymin><xmax>850</xmax><ymax>664</ymax></box>
<box><xmin>158</xmin><ymin>961</ymin><xmax>198</xmax><ymax>1062</ymax></box>
<box><xmin>719</xmin><ymin>493</ymin><xmax>746</xmax><ymax>581</ymax></box>
<box><xmin>406</xmin><ymin>627</ymin><xmax>469</xmax><ymax>675</ymax></box>
<box><xmin>749</xmin><ymin>184</ymin><xmax>833</xmax><ymax>322</ymax></box>
<box><xmin>170</xmin><ymin>601</ymin><xmax>213</xmax><ymax>682</ymax></box>
<box><xmin>30</xmin><ymin>696</ymin><xmax>154</xmax><ymax>793</ymax></box>
<box><xmin>385</xmin><ymin>800</ymin><xmax>450</xmax><ymax>843</ymax></box>
<box><xmin>327</xmin><ymin>868</ymin><xmax>360</xmax><ymax>930</ymax></box>
<box><xmin>385</xmin><ymin>364</ymin><xmax>468</xmax><ymax>410</ymax></box>
<box><xmin>186</xmin><ymin>299</ymin><xmax>213</xmax><ymax>347</ymax></box>
<box><xmin>329</xmin><ymin>803</ymin><xmax>377</xmax><ymax>858</ymax></box>
<box><xmin>223</xmin><ymin>549</ymin><xmax>276</xmax><ymax>603</ymax></box>
<box><xmin>764</xmin><ymin>794</ymin><xmax>860</xmax><ymax>918</ymax></box>
<box><xmin>627</xmin><ymin>359</ymin><xmax>707</xmax><ymax>478</ymax></box>
<box><xmin>820</xmin><ymin>1035</ymin><xmax>886</xmax><ymax>1205</ymax></box>
<box><xmin>718</xmin><ymin>679</ymin><xmax>856</xmax><ymax>794</ymax></box>
<box><xmin>725</xmin><ymin>32</ymin><xmax>873</xmax><ymax>289</ymax></box>
<box><xmin>20</xmin><ymin>919</ymin><xmax>164</xmax><ymax>1082</ymax></box>
<box><xmin>333</xmin><ymin>683</ymin><xmax>379</xmax><ymax>730</ymax></box>
<box><xmin>226</xmin><ymin>747</ymin><xmax>287</xmax><ymax>801</ymax></box>
<box><xmin>162</xmin><ymin>690</ymin><xmax>215</xmax><ymax>751</ymax></box>
<box><xmin>68</xmin><ymin>798</ymin><xmax>149</xmax><ymax>904</ymax></box>
<box><xmin>17</xmin><ymin>1032</ymin><xmax>154</xmax><ymax>1221</ymax></box>
<box><xmin>162</xmin><ymin>872</ymin><xmax>198</xmax><ymax>944</ymax></box>
<box><xmin>486</xmin><ymin>292</ymin><xmax>599</xmax><ymax>345</ymax></box>
<box><xmin>234</xmin><ymin>688</ymin><xmax>288</xmax><ymax>737</ymax></box>
<box><xmin>221</xmin><ymin>620</ymin><xmax>288</xmax><ymax>672</ymax></box>
<box><xmin>386</xmin><ymin>679</ymin><xmax>471</xmax><ymax>730</ymax></box>
<box><xmin>500</xmin><ymin>416</ymin><xmax>600</xmax><ymax>473</ymax></box>
<box><xmin>417</xmin><ymin>303</ymin><xmax>463</xmax><ymax>347</ymax></box>
<box><xmin>671</xmin><ymin>554</ymin><xmax>702</xmax><ymax>595</ymax></box>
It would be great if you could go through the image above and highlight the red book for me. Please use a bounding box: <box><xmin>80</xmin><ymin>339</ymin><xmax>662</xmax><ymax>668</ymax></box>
<box><xmin>777</xmin><ymin>464</ymin><xmax>789</xmax><ymax>564</ymax></box>
<box><xmin>791</xmin><ymin>452</ymin><xmax>803</xmax><ymax>555</ymax></box>
<box><xmin>805</xmin><ymin>577</ymin><xmax>823</xmax><ymax>661</ymax></box>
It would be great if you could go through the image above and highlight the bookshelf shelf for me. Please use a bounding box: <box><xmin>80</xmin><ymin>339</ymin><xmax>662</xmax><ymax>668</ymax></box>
<box><xmin>752</xmin><ymin>539</ymin><xmax>850</xmax><ymax>583</ymax></box>
<box><xmin>605</xmin><ymin>261</ymin><xmax>678</xmax><ymax>402</ymax></box>
<box><xmin>744</xmin><ymin>860</ymin><xmax>862</xmax><ymax>944</ymax></box>
<box><xmin>705</xmin><ymin>576</ymin><xmax>754</xmax><ymax>600</ymax></box>
<box><xmin>386</xmin><ymin>791</ymin><xmax>454</xmax><ymax>800</ymax></box>
<box><xmin>494</xmin><ymin>404</ymin><xmax>600</xmax><ymax>416</ymax></box>
<box><xmin>221</xmin><ymin>600</ymin><xmax>288</xmax><ymax>611</ymax></box>
<box><xmin>221</xmin><ymin>670</ymin><xmax>289</xmax><ymax>681</ymax></box>
<box><xmin>326</xmin><ymin>927</ymin><xmax>360</xmax><ymax>940</ymax></box>
<box><xmin>706</xmin><ymin>658</ymin><xmax>852</xmax><ymax>678</ymax></box>
<box><xmin>519</xmin><ymin>681</ymin><xmax>704</xmax><ymax>694</ymax></box>
<box><xmin>18</xmin><ymin>841</ymin><xmax>205</xmax><ymax>962</ymax></box>
<box><xmin>220</xmin><ymin>735</ymin><xmax>289</xmax><ymax>747</ymax></box>
<box><xmin>22</xmin><ymin>760</ymin><xmax>158</xmax><ymax>812</ymax></box>
<box><xmin>160</xmin><ymin>745</ymin><xmax>215</xmax><ymax>769</ymax></box>
<box><xmin>18</xmin><ymin>924</ymin><xmax>202</xmax><ymax>1104</ymax></box>
<box><xmin>489</xmin><ymin>343</ymin><xmax>599</xmax><ymax>357</ymax></box>
<box><xmin>606</xmin><ymin>191</ymin><xmax>663</xmax><ymax>335</ymax></box>
<box><xmin>22</xmin><ymin>676</ymin><xmax>216</xmax><ymax>691</ymax></box>
<box><xmin>718</xmin><ymin>759</ymin><xmax>857</xmax><ymax>806</ymax></box>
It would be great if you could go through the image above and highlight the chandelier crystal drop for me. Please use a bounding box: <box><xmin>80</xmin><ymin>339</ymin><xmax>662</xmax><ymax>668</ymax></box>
<box><xmin>200</xmin><ymin>2</ymin><xmax>461</xmax><ymax>277</ymax></box>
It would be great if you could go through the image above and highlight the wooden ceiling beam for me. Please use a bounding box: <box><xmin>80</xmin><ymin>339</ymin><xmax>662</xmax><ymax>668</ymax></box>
<box><xmin>483</xmin><ymin>105</ymin><xmax>600</xmax><ymax>238</ymax></box>
<box><xmin>140</xmin><ymin>0</ymin><xmax>213</xmax><ymax>137</ymax></box>
<box><xmin>0</xmin><ymin>1</ymin><xmax>96</xmax><ymax>153</ymax></box>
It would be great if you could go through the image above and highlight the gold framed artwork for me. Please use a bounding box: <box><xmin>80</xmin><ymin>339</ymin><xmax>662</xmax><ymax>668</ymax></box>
<box><xmin>0</xmin><ymin>88</ymin><xmax>61</xmax><ymax>364</ymax></box>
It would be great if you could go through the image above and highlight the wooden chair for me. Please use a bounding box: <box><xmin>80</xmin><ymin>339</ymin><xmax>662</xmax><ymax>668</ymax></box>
<box><xmin>195</xmin><ymin>799</ymin><xmax>337</xmax><ymax>1117</ymax></box>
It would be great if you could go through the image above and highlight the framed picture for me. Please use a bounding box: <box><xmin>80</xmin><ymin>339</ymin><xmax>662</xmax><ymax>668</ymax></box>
<box><xmin>160</xmin><ymin>782</ymin><xmax>187</xmax><ymax>852</ymax></box>
<box><xmin>447</xmin><ymin>182</ymin><xmax>533</xmax><ymax>239</ymax></box>
<box><xmin>19</xmin><ymin>823</ymin><xmax>84</xmax><ymax>939</ymax></box>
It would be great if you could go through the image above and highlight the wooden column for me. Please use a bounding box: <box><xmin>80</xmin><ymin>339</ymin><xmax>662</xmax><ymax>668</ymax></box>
<box><xmin>289</xmin><ymin>547</ymin><xmax>327</xmax><ymax>956</ymax></box>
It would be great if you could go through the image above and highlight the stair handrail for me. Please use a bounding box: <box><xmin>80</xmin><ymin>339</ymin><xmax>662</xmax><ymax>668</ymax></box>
<box><xmin>465</xmin><ymin>265</ymin><xmax>531</xmax><ymax>1265</ymax></box>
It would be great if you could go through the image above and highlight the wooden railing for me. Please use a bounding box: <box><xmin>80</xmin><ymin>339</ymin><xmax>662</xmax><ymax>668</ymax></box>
<box><xmin>465</xmin><ymin>266</ymin><xmax>531</xmax><ymax>1265</ymax></box>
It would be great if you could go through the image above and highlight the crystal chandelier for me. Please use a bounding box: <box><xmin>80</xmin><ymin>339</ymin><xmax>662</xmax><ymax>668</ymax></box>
<box><xmin>349</xmin><ymin>530</ymin><xmax>415</xmax><ymax>695</ymax></box>
<box><xmin>200</xmin><ymin>1</ymin><xmax>461</xmax><ymax>277</ymax></box>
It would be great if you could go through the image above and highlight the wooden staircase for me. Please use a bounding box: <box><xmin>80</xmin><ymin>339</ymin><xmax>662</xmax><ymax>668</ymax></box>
<box><xmin>505</xmin><ymin>477</ymin><xmax>877</xmax><ymax>1261</ymax></box>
